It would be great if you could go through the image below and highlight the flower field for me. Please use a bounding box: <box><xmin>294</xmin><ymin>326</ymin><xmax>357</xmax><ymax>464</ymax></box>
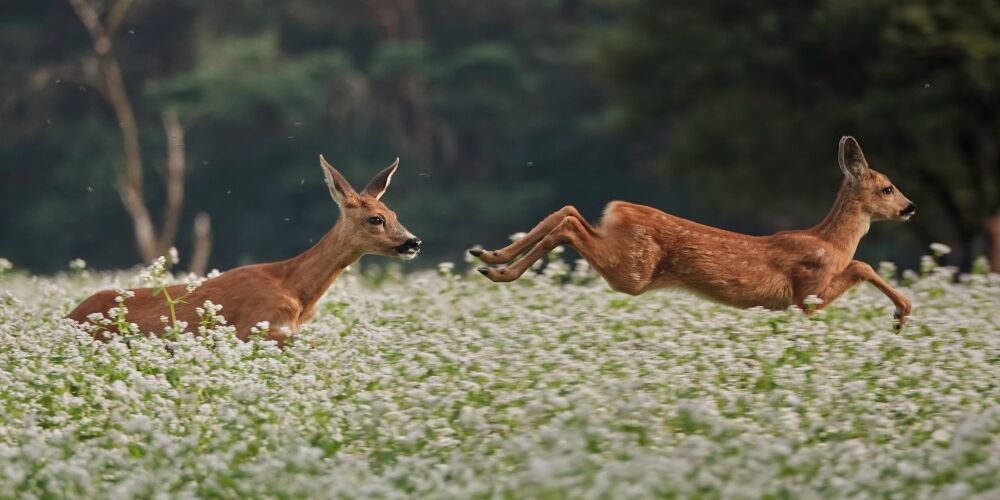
<box><xmin>1</xmin><ymin>256</ymin><xmax>998</xmax><ymax>498</ymax></box>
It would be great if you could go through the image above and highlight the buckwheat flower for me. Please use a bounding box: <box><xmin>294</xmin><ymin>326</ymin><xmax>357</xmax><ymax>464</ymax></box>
<box><xmin>68</xmin><ymin>258</ymin><xmax>87</xmax><ymax>271</ymax></box>
<box><xmin>0</xmin><ymin>257</ymin><xmax>12</xmax><ymax>273</ymax></box>
<box><xmin>186</xmin><ymin>277</ymin><xmax>206</xmax><ymax>293</ymax></box>
<box><xmin>802</xmin><ymin>295</ymin><xmax>824</xmax><ymax>306</ymax></box>
<box><xmin>207</xmin><ymin>268</ymin><xmax>222</xmax><ymax>278</ymax></box>
<box><xmin>250</xmin><ymin>321</ymin><xmax>271</xmax><ymax>336</ymax></box>
<box><xmin>438</xmin><ymin>262</ymin><xmax>455</xmax><ymax>275</ymax></box>
<box><xmin>929</xmin><ymin>242</ymin><xmax>951</xmax><ymax>257</ymax></box>
<box><xmin>86</xmin><ymin>312</ymin><xmax>104</xmax><ymax>323</ymax></box>
<box><xmin>168</xmin><ymin>247</ymin><xmax>180</xmax><ymax>264</ymax></box>
<box><xmin>509</xmin><ymin>231</ymin><xmax>527</xmax><ymax>242</ymax></box>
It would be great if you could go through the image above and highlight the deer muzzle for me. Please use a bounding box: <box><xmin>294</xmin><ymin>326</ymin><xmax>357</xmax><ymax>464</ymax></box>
<box><xmin>395</xmin><ymin>238</ymin><xmax>422</xmax><ymax>258</ymax></box>
<box><xmin>900</xmin><ymin>203</ymin><xmax>916</xmax><ymax>220</ymax></box>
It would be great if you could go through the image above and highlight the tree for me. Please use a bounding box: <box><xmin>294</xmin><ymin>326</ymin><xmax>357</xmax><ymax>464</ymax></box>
<box><xmin>66</xmin><ymin>0</ymin><xmax>211</xmax><ymax>272</ymax></box>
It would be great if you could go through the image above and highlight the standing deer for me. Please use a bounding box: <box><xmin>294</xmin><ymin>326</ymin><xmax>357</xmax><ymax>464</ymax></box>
<box><xmin>68</xmin><ymin>156</ymin><xmax>421</xmax><ymax>344</ymax></box>
<box><xmin>472</xmin><ymin>137</ymin><xmax>916</xmax><ymax>325</ymax></box>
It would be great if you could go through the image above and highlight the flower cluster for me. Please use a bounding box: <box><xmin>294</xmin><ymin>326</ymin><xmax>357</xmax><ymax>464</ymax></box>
<box><xmin>0</xmin><ymin>254</ymin><xmax>997</xmax><ymax>497</ymax></box>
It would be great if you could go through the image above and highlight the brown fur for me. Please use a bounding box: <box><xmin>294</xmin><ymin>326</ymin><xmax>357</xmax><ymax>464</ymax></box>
<box><xmin>67</xmin><ymin>156</ymin><xmax>419</xmax><ymax>345</ymax></box>
<box><xmin>474</xmin><ymin>137</ymin><xmax>915</xmax><ymax>325</ymax></box>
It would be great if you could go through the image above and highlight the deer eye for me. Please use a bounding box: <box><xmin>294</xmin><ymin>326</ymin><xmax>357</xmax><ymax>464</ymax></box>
<box><xmin>881</xmin><ymin>186</ymin><xmax>894</xmax><ymax>196</ymax></box>
<box><xmin>368</xmin><ymin>216</ymin><xmax>384</xmax><ymax>226</ymax></box>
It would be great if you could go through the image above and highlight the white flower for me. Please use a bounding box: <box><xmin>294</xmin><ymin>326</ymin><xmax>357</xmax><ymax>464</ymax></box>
<box><xmin>802</xmin><ymin>295</ymin><xmax>824</xmax><ymax>306</ymax></box>
<box><xmin>929</xmin><ymin>242</ymin><xmax>951</xmax><ymax>256</ymax></box>
<box><xmin>1</xmin><ymin>255</ymin><xmax>998</xmax><ymax>496</ymax></box>
<box><xmin>437</xmin><ymin>262</ymin><xmax>455</xmax><ymax>274</ymax></box>
<box><xmin>0</xmin><ymin>258</ymin><xmax>12</xmax><ymax>273</ymax></box>
<box><xmin>509</xmin><ymin>231</ymin><xmax>528</xmax><ymax>242</ymax></box>
<box><xmin>68</xmin><ymin>258</ymin><xmax>87</xmax><ymax>271</ymax></box>
<box><xmin>168</xmin><ymin>247</ymin><xmax>180</xmax><ymax>264</ymax></box>
<box><xmin>186</xmin><ymin>277</ymin><xmax>206</xmax><ymax>293</ymax></box>
<box><xmin>250</xmin><ymin>321</ymin><xmax>271</xmax><ymax>335</ymax></box>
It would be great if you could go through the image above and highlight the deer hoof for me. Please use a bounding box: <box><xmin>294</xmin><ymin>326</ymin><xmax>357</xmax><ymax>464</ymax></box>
<box><xmin>477</xmin><ymin>266</ymin><xmax>491</xmax><ymax>276</ymax></box>
<box><xmin>893</xmin><ymin>310</ymin><xmax>907</xmax><ymax>331</ymax></box>
<box><xmin>469</xmin><ymin>248</ymin><xmax>485</xmax><ymax>257</ymax></box>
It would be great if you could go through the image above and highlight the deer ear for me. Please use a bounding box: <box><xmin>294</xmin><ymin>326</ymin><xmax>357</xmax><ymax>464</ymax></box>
<box><xmin>361</xmin><ymin>157</ymin><xmax>399</xmax><ymax>200</ymax></box>
<box><xmin>838</xmin><ymin>136</ymin><xmax>870</xmax><ymax>180</ymax></box>
<box><xmin>319</xmin><ymin>155</ymin><xmax>357</xmax><ymax>206</ymax></box>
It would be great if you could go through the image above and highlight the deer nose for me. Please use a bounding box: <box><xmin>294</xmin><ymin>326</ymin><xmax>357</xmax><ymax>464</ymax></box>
<box><xmin>396</xmin><ymin>238</ymin><xmax>421</xmax><ymax>253</ymax></box>
<box><xmin>901</xmin><ymin>203</ymin><xmax>916</xmax><ymax>216</ymax></box>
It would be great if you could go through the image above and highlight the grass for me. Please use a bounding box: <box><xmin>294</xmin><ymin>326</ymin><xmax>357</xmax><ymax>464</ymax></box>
<box><xmin>0</xmin><ymin>255</ymin><xmax>998</xmax><ymax>498</ymax></box>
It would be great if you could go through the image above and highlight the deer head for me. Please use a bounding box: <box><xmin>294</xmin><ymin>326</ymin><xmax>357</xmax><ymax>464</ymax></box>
<box><xmin>838</xmin><ymin>136</ymin><xmax>916</xmax><ymax>221</ymax></box>
<box><xmin>319</xmin><ymin>155</ymin><xmax>421</xmax><ymax>259</ymax></box>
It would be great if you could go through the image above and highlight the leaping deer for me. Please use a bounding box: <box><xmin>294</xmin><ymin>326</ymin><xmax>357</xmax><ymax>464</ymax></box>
<box><xmin>68</xmin><ymin>156</ymin><xmax>421</xmax><ymax>345</ymax></box>
<box><xmin>472</xmin><ymin>137</ymin><xmax>916</xmax><ymax>325</ymax></box>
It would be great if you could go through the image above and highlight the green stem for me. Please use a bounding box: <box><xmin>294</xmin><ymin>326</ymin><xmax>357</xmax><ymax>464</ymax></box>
<box><xmin>161</xmin><ymin>287</ymin><xmax>179</xmax><ymax>330</ymax></box>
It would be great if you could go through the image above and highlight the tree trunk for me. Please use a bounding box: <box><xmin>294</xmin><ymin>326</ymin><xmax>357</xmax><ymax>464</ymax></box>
<box><xmin>985</xmin><ymin>213</ymin><xmax>1000</xmax><ymax>273</ymax></box>
<box><xmin>158</xmin><ymin>109</ymin><xmax>186</xmax><ymax>258</ymax></box>
<box><xmin>189</xmin><ymin>213</ymin><xmax>212</xmax><ymax>277</ymax></box>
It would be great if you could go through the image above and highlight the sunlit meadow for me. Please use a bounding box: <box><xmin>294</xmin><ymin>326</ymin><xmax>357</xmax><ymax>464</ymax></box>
<box><xmin>0</xmin><ymin>250</ymin><xmax>998</xmax><ymax>498</ymax></box>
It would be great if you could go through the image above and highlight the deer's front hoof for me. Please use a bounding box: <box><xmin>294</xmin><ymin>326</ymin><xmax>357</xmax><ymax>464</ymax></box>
<box><xmin>469</xmin><ymin>247</ymin><xmax>485</xmax><ymax>257</ymax></box>
<box><xmin>893</xmin><ymin>309</ymin><xmax>908</xmax><ymax>331</ymax></box>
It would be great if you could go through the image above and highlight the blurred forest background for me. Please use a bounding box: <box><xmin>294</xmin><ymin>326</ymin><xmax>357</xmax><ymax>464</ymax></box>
<box><xmin>2</xmin><ymin>0</ymin><xmax>999</xmax><ymax>274</ymax></box>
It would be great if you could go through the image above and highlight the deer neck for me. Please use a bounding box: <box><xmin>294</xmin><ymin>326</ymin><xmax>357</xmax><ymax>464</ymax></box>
<box><xmin>812</xmin><ymin>181</ymin><xmax>871</xmax><ymax>257</ymax></box>
<box><xmin>282</xmin><ymin>220</ymin><xmax>363</xmax><ymax>308</ymax></box>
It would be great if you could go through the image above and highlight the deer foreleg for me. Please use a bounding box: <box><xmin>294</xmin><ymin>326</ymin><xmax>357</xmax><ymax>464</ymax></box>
<box><xmin>471</xmin><ymin>205</ymin><xmax>594</xmax><ymax>264</ymax></box>
<box><xmin>804</xmin><ymin>260</ymin><xmax>912</xmax><ymax>327</ymax></box>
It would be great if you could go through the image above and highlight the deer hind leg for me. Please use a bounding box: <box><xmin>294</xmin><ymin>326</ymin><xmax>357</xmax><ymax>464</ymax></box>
<box><xmin>470</xmin><ymin>205</ymin><xmax>593</xmax><ymax>265</ymax></box>
<box><xmin>477</xmin><ymin>216</ymin><xmax>644</xmax><ymax>293</ymax></box>
<box><xmin>799</xmin><ymin>260</ymin><xmax>912</xmax><ymax>328</ymax></box>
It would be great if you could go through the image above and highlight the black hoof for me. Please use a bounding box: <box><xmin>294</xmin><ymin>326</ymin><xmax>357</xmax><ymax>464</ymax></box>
<box><xmin>477</xmin><ymin>266</ymin><xmax>491</xmax><ymax>276</ymax></box>
<box><xmin>469</xmin><ymin>248</ymin><xmax>485</xmax><ymax>257</ymax></box>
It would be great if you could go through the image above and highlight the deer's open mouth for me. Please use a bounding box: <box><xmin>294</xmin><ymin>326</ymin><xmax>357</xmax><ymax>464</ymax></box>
<box><xmin>397</xmin><ymin>249</ymin><xmax>419</xmax><ymax>260</ymax></box>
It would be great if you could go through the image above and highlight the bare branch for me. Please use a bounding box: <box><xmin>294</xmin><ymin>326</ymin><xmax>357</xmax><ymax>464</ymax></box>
<box><xmin>66</xmin><ymin>0</ymin><xmax>104</xmax><ymax>39</ymax></box>
<box><xmin>67</xmin><ymin>0</ymin><xmax>112</xmax><ymax>54</ymax></box>
<box><xmin>106</xmin><ymin>0</ymin><xmax>135</xmax><ymax>35</ymax></box>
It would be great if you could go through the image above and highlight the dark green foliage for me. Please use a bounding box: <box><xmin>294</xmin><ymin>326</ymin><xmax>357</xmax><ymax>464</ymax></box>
<box><xmin>598</xmin><ymin>0</ymin><xmax>1000</xmax><ymax>266</ymax></box>
<box><xmin>1</xmin><ymin>0</ymin><xmax>995</xmax><ymax>272</ymax></box>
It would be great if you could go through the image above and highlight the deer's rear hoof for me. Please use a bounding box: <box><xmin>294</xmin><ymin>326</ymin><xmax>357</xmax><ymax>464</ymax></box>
<box><xmin>469</xmin><ymin>248</ymin><xmax>485</xmax><ymax>257</ymax></box>
<box><xmin>477</xmin><ymin>266</ymin><xmax>514</xmax><ymax>282</ymax></box>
